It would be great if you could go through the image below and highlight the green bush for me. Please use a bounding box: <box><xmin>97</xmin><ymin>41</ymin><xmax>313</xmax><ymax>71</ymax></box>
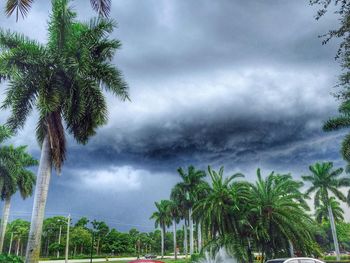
<box><xmin>0</xmin><ymin>254</ymin><xmax>23</xmax><ymax>263</ymax></box>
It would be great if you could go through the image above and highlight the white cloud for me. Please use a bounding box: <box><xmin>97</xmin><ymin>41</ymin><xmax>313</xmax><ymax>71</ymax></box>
<box><xmin>74</xmin><ymin>165</ymin><xmax>145</xmax><ymax>192</ymax></box>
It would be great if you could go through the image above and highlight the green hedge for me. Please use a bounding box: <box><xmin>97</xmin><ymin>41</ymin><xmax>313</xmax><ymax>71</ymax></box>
<box><xmin>0</xmin><ymin>254</ymin><xmax>23</xmax><ymax>263</ymax></box>
<box><xmin>324</xmin><ymin>256</ymin><xmax>350</xmax><ymax>260</ymax></box>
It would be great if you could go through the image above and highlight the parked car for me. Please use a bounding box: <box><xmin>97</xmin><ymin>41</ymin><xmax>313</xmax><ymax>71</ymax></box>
<box><xmin>144</xmin><ymin>254</ymin><xmax>157</xmax><ymax>259</ymax></box>
<box><xmin>266</xmin><ymin>258</ymin><xmax>325</xmax><ymax>263</ymax></box>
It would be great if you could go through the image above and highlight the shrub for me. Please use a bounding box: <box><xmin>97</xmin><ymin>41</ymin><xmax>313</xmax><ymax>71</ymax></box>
<box><xmin>0</xmin><ymin>254</ymin><xmax>23</xmax><ymax>263</ymax></box>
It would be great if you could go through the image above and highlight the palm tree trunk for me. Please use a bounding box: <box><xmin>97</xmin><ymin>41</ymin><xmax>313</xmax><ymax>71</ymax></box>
<box><xmin>25</xmin><ymin>135</ymin><xmax>52</xmax><ymax>263</ymax></box>
<box><xmin>189</xmin><ymin>208</ymin><xmax>194</xmax><ymax>255</ymax></box>
<box><xmin>184</xmin><ymin>223</ymin><xmax>188</xmax><ymax>257</ymax></box>
<box><xmin>328</xmin><ymin>205</ymin><xmax>341</xmax><ymax>261</ymax></box>
<box><xmin>289</xmin><ymin>240</ymin><xmax>294</xmax><ymax>257</ymax></box>
<box><xmin>8</xmin><ymin>232</ymin><xmax>13</xmax><ymax>254</ymax></box>
<box><xmin>198</xmin><ymin>222</ymin><xmax>202</xmax><ymax>252</ymax></box>
<box><xmin>0</xmin><ymin>197</ymin><xmax>11</xmax><ymax>253</ymax></box>
<box><xmin>161</xmin><ymin>225</ymin><xmax>165</xmax><ymax>258</ymax></box>
<box><xmin>16</xmin><ymin>238</ymin><xmax>20</xmax><ymax>256</ymax></box>
<box><xmin>173</xmin><ymin>218</ymin><xmax>177</xmax><ymax>260</ymax></box>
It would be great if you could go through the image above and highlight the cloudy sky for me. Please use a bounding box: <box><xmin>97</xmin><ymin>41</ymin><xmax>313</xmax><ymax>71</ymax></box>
<box><xmin>0</xmin><ymin>0</ymin><xmax>347</xmax><ymax>231</ymax></box>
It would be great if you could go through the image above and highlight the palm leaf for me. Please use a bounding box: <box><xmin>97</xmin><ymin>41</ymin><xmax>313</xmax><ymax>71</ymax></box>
<box><xmin>90</xmin><ymin>0</ymin><xmax>111</xmax><ymax>17</ymax></box>
<box><xmin>5</xmin><ymin>0</ymin><xmax>33</xmax><ymax>21</ymax></box>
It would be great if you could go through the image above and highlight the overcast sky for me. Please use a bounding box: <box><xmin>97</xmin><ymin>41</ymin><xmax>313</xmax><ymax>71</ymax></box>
<box><xmin>0</xmin><ymin>0</ymin><xmax>347</xmax><ymax>231</ymax></box>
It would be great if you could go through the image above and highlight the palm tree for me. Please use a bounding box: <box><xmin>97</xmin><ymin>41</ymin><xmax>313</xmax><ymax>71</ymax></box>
<box><xmin>193</xmin><ymin>166</ymin><xmax>245</xmax><ymax>238</ymax></box>
<box><xmin>173</xmin><ymin>165</ymin><xmax>206</xmax><ymax>255</ymax></box>
<box><xmin>251</xmin><ymin>169</ymin><xmax>315</xmax><ymax>260</ymax></box>
<box><xmin>5</xmin><ymin>0</ymin><xmax>112</xmax><ymax>21</ymax></box>
<box><xmin>193</xmin><ymin>166</ymin><xmax>250</xmax><ymax>260</ymax></box>
<box><xmin>170</xmin><ymin>184</ymin><xmax>189</xmax><ymax>256</ymax></box>
<box><xmin>168</xmin><ymin>199</ymin><xmax>182</xmax><ymax>260</ymax></box>
<box><xmin>315</xmin><ymin>197</ymin><xmax>344</xmax><ymax>223</ymax></box>
<box><xmin>150</xmin><ymin>200</ymin><xmax>172</xmax><ymax>258</ymax></box>
<box><xmin>302</xmin><ymin>162</ymin><xmax>350</xmax><ymax>260</ymax></box>
<box><xmin>0</xmin><ymin>140</ymin><xmax>37</xmax><ymax>252</ymax></box>
<box><xmin>0</xmin><ymin>1</ymin><xmax>128</xmax><ymax>262</ymax></box>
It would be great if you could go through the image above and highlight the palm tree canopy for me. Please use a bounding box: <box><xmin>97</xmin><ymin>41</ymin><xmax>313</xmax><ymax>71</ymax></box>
<box><xmin>173</xmin><ymin>165</ymin><xmax>207</xmax><ymax>206</ymax></box>
<box><xmin>0</xmin><ymin>128</ymin><xmax>37</xmax><ymax>201</ymax></box>
<box><xmin>315</xmin><ymin>197</ymin><xmax>344</xmax><ymax>223</ymax></box>
<box><xmin>193</xmin><ymin>166</ymin><xmax>247</xmax><ymax>236</ymax></box>
<box><xmin>302</xmin><ymin>162</ymin><xmax>350</xmax><ymax>207</ymax></box>
<box><xmin>150</xmin><ymin>200</ymin><xmax>172</xmax><ymax>229</ymax></box>
<box><xmin>0</xmin><ymin>0</ymin><xmax>128</xmax><ymax>172</ymax></box>
<box><xmin>5</xmin><ymin>0</ymin><xmax>112</xmax><ymax>21</ymax></box>
<box><xmin>249</xmin><ymin>169</ymin><xmax>316</xmax><ymax>258</ymax></box>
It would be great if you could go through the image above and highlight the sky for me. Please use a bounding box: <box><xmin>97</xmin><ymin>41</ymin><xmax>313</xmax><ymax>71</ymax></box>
<box><xmin>0</xmin><ymin>0</ymin><xmax>348</xmax><ymax>232</ymax></box>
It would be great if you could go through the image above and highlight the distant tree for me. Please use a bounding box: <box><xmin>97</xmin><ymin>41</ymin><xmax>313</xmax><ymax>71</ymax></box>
<box><xmin>172</xmin><ymin>165</ymin><xmax>207</xmax><ymax>255</ymax></box>
<box><xmin>150</xmin><ymin>200</ymin><xmax>172</xmax><ymax>258</ymax></box>
<box><xmin>75</xmin><ymin>217</ymin><xmax>89</xmax><ymax>229</ymax></box>
<box><xmin>7</xmin><ymin>219</ymin><xmax>30</xmax><ymax>256</ymax></box>
<box><xmin>70</xmin><ymin>226</ymin><xmax>91</xmax><ymax>256</ymax></box>
<box><xmin>167</xmin><ymin>200</ymin><xmax>182</xmax><ymax>259</ymax></box>
<box><xmin>91</xmin><ymin>220</ymin><xmax>109</xmax><ymax>255</ymax></box>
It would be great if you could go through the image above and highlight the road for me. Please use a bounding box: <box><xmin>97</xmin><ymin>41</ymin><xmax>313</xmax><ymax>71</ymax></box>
<box><xmin>39</xmin><ymin>255</ymin><xmax>186</xmax><ymax>263</ymax></box>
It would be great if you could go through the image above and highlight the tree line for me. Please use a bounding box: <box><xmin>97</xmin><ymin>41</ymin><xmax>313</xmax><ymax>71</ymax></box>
<box><xmin>0</xmin><ymin>216</ymin><xmax>196</xmax><ymax>259</ymax></box>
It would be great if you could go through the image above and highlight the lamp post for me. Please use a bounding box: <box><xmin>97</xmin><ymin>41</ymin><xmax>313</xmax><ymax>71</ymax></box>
<box><xmin>90</xmin><ymin>231</ymin><xmax>95</xmax><ymax>263</ymax></box>
<box><xmin>65</xmin><ymin>214</ymin><xmax>70</xmax><ymax>263</ymax></box>
<box><xmin>57</xmin><ymin>225</ymin><xmax>62</xmax><ymax>258</ymax></box>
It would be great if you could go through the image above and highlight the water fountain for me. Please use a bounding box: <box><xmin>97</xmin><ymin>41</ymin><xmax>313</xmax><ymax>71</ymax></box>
<box><xmin>197</xmin><ymin>248</ymin><xmax>238</xmax><ymax>263</ymax></box>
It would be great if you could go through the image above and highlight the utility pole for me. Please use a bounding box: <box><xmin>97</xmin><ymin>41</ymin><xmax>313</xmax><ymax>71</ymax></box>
<box><xmin>65</xmin><ymin>214</ymin><xmax>71</xmax><ymax>263</ymax></box>
<box><xmin>8</xmin><ymin>232</ymin><xmax>13</xmax><ymax>254</ymax></box>
<box><xmin>90</xmin><ymin>232</ymin><xmax>95</xmax><ymax>263</ymax></box>
<box><xmin>57</xmin><ymin>225</ymin><xmax>62</xmax><ymax>258</ymax></box>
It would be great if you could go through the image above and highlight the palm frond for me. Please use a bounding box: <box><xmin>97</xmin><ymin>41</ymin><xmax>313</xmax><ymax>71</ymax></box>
<box><xmin>90</xmin><ymin>0</ymin><xmax>111</xmax><ymax>17</ymax></box>
<box><xmin>5</xmin><ymin>0</ymin><xmax>33</xmax><ymax>21</ymax></box>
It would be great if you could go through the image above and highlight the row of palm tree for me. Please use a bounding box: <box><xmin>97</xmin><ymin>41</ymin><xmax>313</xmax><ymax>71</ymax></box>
<box><xmin>0</xmin><ymin>0</ymin><xmax>129</xmax><ymax>262</ymax></box>
<box><xmin>150</xmin><ymin>162</ymin><xmax>350</xmax><ymax>262</ymax></box>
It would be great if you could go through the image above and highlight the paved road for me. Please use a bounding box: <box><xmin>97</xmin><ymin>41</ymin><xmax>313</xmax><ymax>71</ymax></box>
<box><xmin>39</xmin><ymin>255</ymin><xmax>186</xmax><ymax>263</ymax></box>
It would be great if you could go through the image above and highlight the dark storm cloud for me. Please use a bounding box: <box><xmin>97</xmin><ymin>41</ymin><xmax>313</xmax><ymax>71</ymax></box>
<box><xmin>1</xmin><ymin>0</ymin><xmax>349</xmax><ymax>228</ymax></box>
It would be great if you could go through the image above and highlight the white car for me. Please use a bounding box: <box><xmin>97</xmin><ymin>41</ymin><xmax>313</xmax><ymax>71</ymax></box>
<box><xmin>266</xmin><ymin>258</ymin><xmax>325</xmax><ymax>263</ymax></box>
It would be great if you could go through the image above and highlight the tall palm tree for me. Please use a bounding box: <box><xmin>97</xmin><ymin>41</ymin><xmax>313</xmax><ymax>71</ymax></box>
<box><xmin>0</xmin><ymin>1</ymin><xmax>128</xmax><ymax>262</ymax></box>
<box><xmin>5</xmin><ymin>0</ymin><xmax>112</xmax><ymax>21</ymax></box>
<box><xmin>315</xmin><ymin>197</ymin><xmax>344</xmax><ymax>223</ymax></box>
<box><xmin>170</xmin><ymin>184</ymin><xmax>189</xmax><ymax>256</ymax></box>
<box><xmin>150</xmin><ymin>200</ymin><xmax>172</xmax><ymax>258</ymax></box>
<box><xmin>168</xmin><ymin>199</ymin><xmax>182</xmax><ymax>260</ymax></box>
<box><xmin>173</xmin><ymin>165</ymin><xmax>206</xmax><ymax>255</ymax></box>
<box><xmin>0</xmin><ymin>139</ymin><xmax>37</xmax><ymax>252</ymax></box>
<box><xmin>302</xmin><ymin>162</ymin><xmax>350</xmax><ymax>260</ymax></box>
